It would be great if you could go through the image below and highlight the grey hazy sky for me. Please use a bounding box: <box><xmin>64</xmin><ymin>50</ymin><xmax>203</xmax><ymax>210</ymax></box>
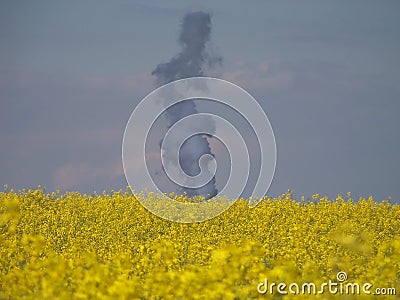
<box><xmin>1</xmin><ymin>0</ymin><xmax>399</xmax><ymax>201</ymax></box>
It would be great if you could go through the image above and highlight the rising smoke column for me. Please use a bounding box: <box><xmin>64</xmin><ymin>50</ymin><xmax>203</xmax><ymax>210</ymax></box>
<box><xmin>152</xmin><ymin>11</ymin><xmax>221</xmax><ymax>198</ymax></box>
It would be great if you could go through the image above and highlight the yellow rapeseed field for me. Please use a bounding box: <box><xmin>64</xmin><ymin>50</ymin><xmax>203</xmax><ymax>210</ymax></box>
<box><xmin>1</xmin><ymin>188</ymin><xmax>399</xmax><ymax>299</ymax></box>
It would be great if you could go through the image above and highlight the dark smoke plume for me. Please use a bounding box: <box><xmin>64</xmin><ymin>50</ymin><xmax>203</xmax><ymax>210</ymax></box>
<box><xmin>152</xmin><ymin>11</ymin><xmax>221</xmax><ymax>198</ymax></box>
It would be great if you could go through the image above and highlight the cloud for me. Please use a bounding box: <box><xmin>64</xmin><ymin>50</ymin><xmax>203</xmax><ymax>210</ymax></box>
<box><xmin>53</xmin><ymin>161</ymin><xmax>123</xmax><ymax>191</ymax></box>
<box><xmin>81</xmin><ymin>72</ymin><xmax>153</xmax><ymax>93</ymax></box>
<box><xmin>0</xmin><ymin>128</ymin><xmax>125</xmax><ymax>192</ymax></box>
<box><xmin>0</xmin><ymin>70</ymin><xmax>154</xmax><ymax>95</ymax></box>
<box><xmin>220</xmin><ymin>60</ymin><xmax>293</xmax><ymax>91</ymax></box>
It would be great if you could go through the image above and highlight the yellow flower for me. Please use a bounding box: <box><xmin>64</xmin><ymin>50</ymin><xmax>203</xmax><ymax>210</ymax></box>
<box><xmin>0</xmin><ymin>188</ymin><xmax>399</xmax><ymax>299</ymax></box>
